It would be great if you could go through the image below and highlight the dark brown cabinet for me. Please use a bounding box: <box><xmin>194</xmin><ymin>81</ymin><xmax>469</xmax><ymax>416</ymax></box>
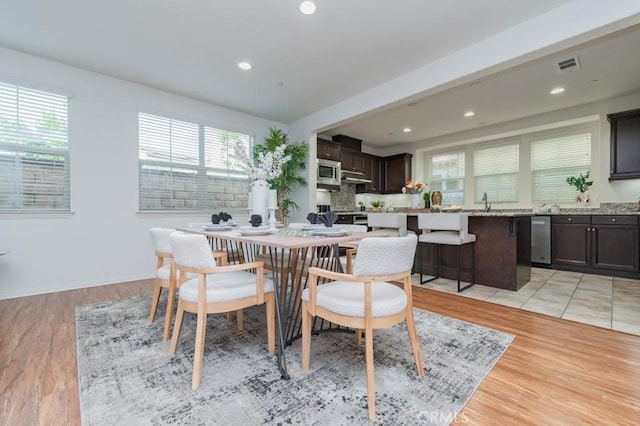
<box><xmin>551</xmin><ymin>216</ymin><xmax>590</xmax><ymax>267</ymax></box>
<box><xmin>358</xmin><ymin>156</ymin><xmax>382</xmax><ymax>194</ymax></box>
<box><xmin>335</xmin><ymin>214</ymin><xmax>354</xmax><ymax>225</ymax></box>
<box><xmin>317</xmin><ymin>138</ymin><xmax>340</xmax><ymax>161</ymax></box>
<box><xmin>552</xmin><ymin>215</ymin><xmax>640</xmax><ymax>276</ymax></box>
<box><xmin>339</xmin><ymin>149</ymin><xmax>365</xmax><ymax>173</ymax></box>
<box><xmin>591</xmin><ymin>216</ymin><xmax>639</xmax><ymax>272</ymax></box>
<box><xmin>382</xmin><ymin>153</ymin><xmax>412</xmax><ymax>194</ymax></box>
<box><xmin>607</xmin><ymin>108</ymin><xmax>640</xmax><ymax>180</ymax></box>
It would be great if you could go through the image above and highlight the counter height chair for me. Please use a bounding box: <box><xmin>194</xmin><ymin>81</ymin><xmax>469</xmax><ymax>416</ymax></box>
<box><xmin>169</xmin><ymin>232</ymin><xmax>275</xmax><ymax>390</ymax></box>
<box><xmin>417</xmin><ymin>213</ymin><xmax>476</xmax><ymax>292</ymax></box>
<box><xmin>301</xmin><ymin>234</ymin><xmax>423</xmax><ymax>420</ymax></box>
<box><xmin>367</xmin><ymin>212</ymin><xmax>408</xmax><ymax>237</ymax></box>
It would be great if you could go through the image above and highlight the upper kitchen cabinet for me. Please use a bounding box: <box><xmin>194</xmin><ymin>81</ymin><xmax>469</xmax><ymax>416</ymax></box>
<box><xmin>357</xmin><ymin>155</ymin><xmax>382</xmax><ymax>194</ymax></box>
<box><xmin>607</xmin><ymin>108</ymin><xmax>640</xmax><ymax>180</ymax></box>
<box><xmin>317</xmin><ymin>138</ymin><xmax>340</xmax><ymax>161</ymax></box>
<box><xmin>340</xmin><ymin>149</ymin><xmax>365</xmax><ymax>173</ymax></box>
<box><xmin>382</xmin><ymin>153</ymin><xmax>412</xmax><ymax>194</ymax></box>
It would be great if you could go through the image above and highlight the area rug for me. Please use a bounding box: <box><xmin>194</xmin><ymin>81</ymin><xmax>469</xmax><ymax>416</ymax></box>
<box><xmin>76</xmin><ymin>295</ymin><xmax>513</xmax><ymax>425</ymax></box>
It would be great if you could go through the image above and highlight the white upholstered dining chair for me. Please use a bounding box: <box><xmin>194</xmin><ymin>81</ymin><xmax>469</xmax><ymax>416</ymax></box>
<box><xmin>149</xmin><ymin>228</ymin><xmax>227</xmax><ymax>341</ymax></box>
<box><xmin>301</xmin><ymin>234</ymin><xmax>423</xmax><ymax>420</ymax></box>
<box><xmin>169</xmin><ymin>232</ymin><xmax>276</xmax><ymax>390</ymax></box>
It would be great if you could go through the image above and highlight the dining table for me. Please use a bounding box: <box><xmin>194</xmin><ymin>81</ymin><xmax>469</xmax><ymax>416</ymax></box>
<box><xmin>179</xmin><ymin>225</ymin><xmax>384</xmax><ymax>380</ymax></box>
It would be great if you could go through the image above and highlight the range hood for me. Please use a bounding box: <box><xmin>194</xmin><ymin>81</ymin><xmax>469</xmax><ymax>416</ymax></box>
<box><xmin>341</xmin><ymin>170</ymin><xmax>372</xmax><ymax>184</ymax></box>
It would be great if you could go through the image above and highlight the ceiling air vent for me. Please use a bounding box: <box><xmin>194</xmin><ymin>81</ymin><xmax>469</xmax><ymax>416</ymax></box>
<box><xmin>557</xmin><ymin>55</ymin><xmax>581</xmax><ymax>74</ymax></box>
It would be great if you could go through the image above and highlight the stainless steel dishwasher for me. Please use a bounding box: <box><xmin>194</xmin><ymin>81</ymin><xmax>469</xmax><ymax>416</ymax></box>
<box><xmin>531</xmin><ymin>216</ymin><xmax>551</xmax><ymax>265</ymax></box>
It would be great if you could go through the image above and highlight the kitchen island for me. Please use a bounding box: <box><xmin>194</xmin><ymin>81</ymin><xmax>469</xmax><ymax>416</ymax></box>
<box><xmin>405</xmin><ymin>212</ymin><xmax>532</xmax><ymax>291</ymax></box>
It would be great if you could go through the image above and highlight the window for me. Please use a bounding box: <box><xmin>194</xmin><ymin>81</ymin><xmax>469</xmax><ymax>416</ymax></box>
<box><xmin>0</xmin><ymin>81</ymin><xmax>70</xmax><ymax>212</ymax></box>
<box><xmin>474</xmin><ymin>144</ymin><xmax>519</xmax><ymax>203</ymax></box>
<box><xmin>531</xmin><ymin>131</ymin><xmax>591</xmax><ymax>203</ymax></box>
<box><xmin>430</xmin><ymin>152</ymin><xmax>465</xmax><ymax>205</ymax></box>
<box><xmin>138</xmin><ymin>112</ymin><xmax>252</xmax><ymax>211</ymax></box>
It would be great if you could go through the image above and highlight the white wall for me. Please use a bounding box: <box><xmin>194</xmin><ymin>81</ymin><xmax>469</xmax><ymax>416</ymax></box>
<box><xmin>0</xmin><ymin>47</ymin><xmax>285</xmax><ymax>299</ymax></box>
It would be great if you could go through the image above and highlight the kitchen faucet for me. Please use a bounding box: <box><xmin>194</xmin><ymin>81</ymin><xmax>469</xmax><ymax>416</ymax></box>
<box><xmin>482</xmin><ymin>192</ymin><xmax>492</xmax><ymax>212</ymax></box>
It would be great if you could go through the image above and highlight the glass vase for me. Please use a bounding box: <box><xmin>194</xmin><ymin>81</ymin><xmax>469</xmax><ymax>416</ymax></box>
<box><xmin>411</xmin><ymin>193</ymin><xmax>422</xmax><ymax>209</ymax></box>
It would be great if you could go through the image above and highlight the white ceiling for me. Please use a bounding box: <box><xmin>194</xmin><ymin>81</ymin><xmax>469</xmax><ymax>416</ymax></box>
<box><xmin>326</xmin><ymin>25</ymin><xmax>640</xmax><ymax>146</ymax></box>
<box><xmin>1</xmin><ymin>0</ymin><xmax>639</xmax><ymax>147</ymax></box>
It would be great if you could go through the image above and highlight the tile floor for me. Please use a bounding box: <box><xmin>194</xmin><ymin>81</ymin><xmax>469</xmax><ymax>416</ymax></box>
<box><xmin>412</xmin><ymin>268</ymin><xmax>640</xmax><ymax>336</ymax></box>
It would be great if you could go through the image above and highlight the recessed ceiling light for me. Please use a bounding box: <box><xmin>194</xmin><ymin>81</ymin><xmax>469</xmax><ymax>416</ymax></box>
<box><xmin>300</xmin><ymin>1</ymin><xmax>316</xmax><ymax>14</ymax></box>
<box><xmin>464</xmin><ymin>111</ymin><xmax>475</xmax><ymax>117</ymax></box>
<box><xmin>550</xmin><ymin>87</ymin><xmax>565</xmax><ymax>95</ymax></box>
<box><xmin>403</xmin><ymin>127</ymin><xmax>412</xmax><ymax>133</ymax></box>
<box><xmin>238</xmin><ymin>62</ymin><xmax>252</xmax><ymax>70</ymax></box>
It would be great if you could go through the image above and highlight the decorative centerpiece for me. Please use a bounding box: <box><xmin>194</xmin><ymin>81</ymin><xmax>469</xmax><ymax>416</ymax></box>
<box><xmin>566</xmin><ymin>171</ymin><xmax>593</xmax><ymax>205</ymax></box>
<box><xmin>401</xmin><ymin>179</ymin><xmax>426</xmax><ymax>209</ymax></box>
<box><xmin>235</xmin><ymin>138</ymin><xmax>291</xmax><ymax>224</ymax></box>
<box><xmin>237</xmin><ymin>128</ymin><xmax>309</xmax><ymax>225</ymax></box>
<box><xmin>430</xmin><ymin>191</ymin><xmax>443</xmax><ymax>211</ymax></box>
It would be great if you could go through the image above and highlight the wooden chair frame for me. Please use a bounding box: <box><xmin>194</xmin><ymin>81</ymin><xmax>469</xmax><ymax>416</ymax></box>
<box><xmin>302</xmin><ymin>266</ymin><xmax>424</xmax><ymax>420</ymax></box>
<box><xmin>170</xmin><ymin>260</ymin><xmax>275</xmax><ymax>390</ymax></box>
<box><xmin>149</xmin><ymin>249</ymin><xmax>228</xmax><ymax>341</ymax></box>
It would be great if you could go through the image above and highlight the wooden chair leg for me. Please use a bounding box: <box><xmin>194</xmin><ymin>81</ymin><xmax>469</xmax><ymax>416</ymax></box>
<box><xmin>226</xmin><ymin>310</ymin><xmax>244</xmax><ymax>327</ymax></box>
<box><xmin>266</xmin><ymin>294</ymin><xmax>275</xmax><ymax>356</ymax></box>
<box><xmin>148</xmin><ymin>279</ymin><xmax>162</xmax><ymax>323</ymax></box>
<box><xmin>301</xmin><ymin>301</ymin><xmax>311</xmax><ymax>371</ymax></box>
<box><xmin>169</xmin><ymin>299</ymin><xmax>185</xmax><ymax>354</ymax></box>
<box><xmin>162</xmin><ymin>284</ymin><xmax>176</xmax><ymax>341</ymax></box>
<box><xmin>192</xmin><ymin>309</ymin><xmax>207</xmax><ymax>390</ymax></box>
<box><xmin>365</xmin><ymin>327</ymin><xmax>376</xmax><ymax>420</ymax></box>
<box><xmin>405</xmin><ymin>307</ymin><xmax>424</xmax><ymax>375</ymax></box>
<box><xmin>236</xmin><ymin>308</ymin><xmax>244</xmax><ymax>331</ymax></box>
<box><xmin>355</xmin><ymin>329</ymin><xmax>363</xmax><ymax>346</ymax></box>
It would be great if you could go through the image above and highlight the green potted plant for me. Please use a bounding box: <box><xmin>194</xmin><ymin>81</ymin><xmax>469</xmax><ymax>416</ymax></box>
<box><xmin>422</xmin><ymin>191</ymin><xmax>431</xmax><ymax>208</ymax></box>
<box><xmin>566</xmin><ymin>171</ymin><xmax>593</xmax><ymax>204</ymax></box>
<box><xmin>252</xmin><ymin>127</ymin><xmax>309</xmax><ymax>223</ymax></box>
<box><xmin>370</xmin><ymin>200</ymin><xmax>384</xmax><ymax>212</ymax></box>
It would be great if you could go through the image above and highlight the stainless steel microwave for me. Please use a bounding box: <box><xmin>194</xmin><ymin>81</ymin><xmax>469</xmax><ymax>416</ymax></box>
<box><xmin>317</xmin><ymin>158</ymin><xmax>341</xmax><ymax>190</ymax></box>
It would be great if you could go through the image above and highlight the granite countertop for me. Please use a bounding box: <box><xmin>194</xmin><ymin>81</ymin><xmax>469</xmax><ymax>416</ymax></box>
<box><xmin>331</xmin><ymin>211</ymin><xmax>368</xmax><ymax>215</ymax></box>
<box><xmin>340</xmin><ymin>203</ymin><xmax>640</xmax><ymax>217</ymax></box>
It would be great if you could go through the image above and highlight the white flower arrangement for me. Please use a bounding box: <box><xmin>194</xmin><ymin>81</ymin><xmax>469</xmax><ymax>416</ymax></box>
<box><xmin>234</xmin><ymin>140</ymin><xmax>291</xmax><ymax>182</ymax></box>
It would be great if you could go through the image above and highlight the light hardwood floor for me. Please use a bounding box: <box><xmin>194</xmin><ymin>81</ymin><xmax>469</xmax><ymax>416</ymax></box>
<box><xmin>1</xmin><ymin>279</ymin><xmax>639</xmax><ymax>425</ymax></box>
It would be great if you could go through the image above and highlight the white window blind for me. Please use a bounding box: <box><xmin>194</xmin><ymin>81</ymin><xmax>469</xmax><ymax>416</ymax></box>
<box><xmin>531</xmin><ymin>132</ymin><xmax>591</xmax><ymax>203</ymax></box>
<box><xmin>474</xmin><ymin>144</ymin><xmax>519</xmax><ymax>203</ymax></box>
<box><xmin>430</xmin><ymin>152</ymin><xmax>465</xmax><ymax>205</ymax></box>
<box><xmin>138</xmin><ymin>112</ymin><xmax>252</xmax><ymax>211</ymax></box>
<box><xmin>0</xmin><ymin>81</ymin><xmax>70</xmax><ymax>212</ymax></box>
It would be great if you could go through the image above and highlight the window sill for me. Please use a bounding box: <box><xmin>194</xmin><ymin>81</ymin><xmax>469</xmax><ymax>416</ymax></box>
<box><xmin>0</xmin><ymin>211</ymin><xmax>76</xmax><ymax>219</ymax></box>
<box><xmin>137</xmin><ymin>209</ymin><xmax>251</xmax><ymax>218</ymax></box>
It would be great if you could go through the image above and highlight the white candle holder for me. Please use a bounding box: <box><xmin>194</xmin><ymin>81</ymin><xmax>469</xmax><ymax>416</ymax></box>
<box><xmin>267</xmin><ymin>207</ymin><xmax>278</xmax><ymax>230</ymax></box>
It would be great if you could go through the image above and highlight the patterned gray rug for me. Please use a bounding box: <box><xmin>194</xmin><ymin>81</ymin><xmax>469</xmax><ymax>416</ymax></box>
<box><xmin>76</xmin><ymin>295</ymin><xmax>513</xmax><ymax>425</ymax></box>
